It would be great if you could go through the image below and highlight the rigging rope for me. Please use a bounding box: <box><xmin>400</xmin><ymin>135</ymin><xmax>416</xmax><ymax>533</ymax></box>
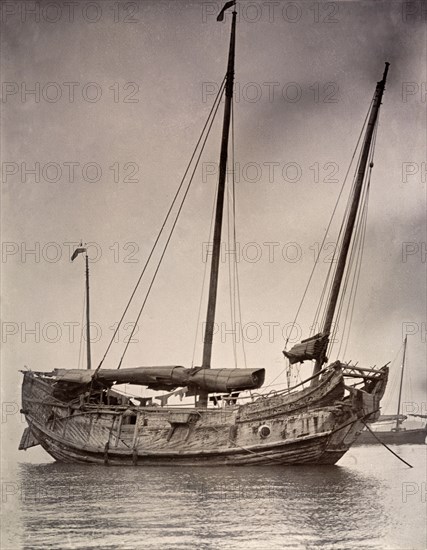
<box><xmin>339</xmin><ymin>149</ymin><xmax>374</xmax><ymax>358</ymax></box>
<box><xmin>316</xmin><ymin>110</ymin><xmax>370</xmax><ymax>336</ymax></box>
<box><xmin>116</xmin><ymin>82</ymin><xmax>227</xmax><ymax>368</ymax></box>
<box><xmin>340</xmin><ymin>186</ymin><xmax>370</xmax><ymax>358</ymax></box>
<box><xmin>283</xmin><ymin>98</ymin><xmax>374</xmax><ymax>351</ymax></box>
<box><xmin>94</xmin><ymin>77</ymin><xmax>226</xmax><ymax>373</ymax></box>
<box><xmin>268</xmin><ymin>98</ymin><xmax>375</xmax><ymax>389</ymax></box>
<box><xmin>331</xmin><ymin>186</ymin><xmax>368</xmax><ymax>355</ymax></box>
<box><xmin>331</xmin><ymin>114</ymin><xmax>379</xmax><ymax>359</ymax></box>
<box><xmin>226</xmin><ymin>96</ymin><xmax>247</xmax><ymax>368</ymax></box>
<box><xmin>227</xmin><ymin>153</ymin><xmax>238</xmax><ymax>366</ymax></box>
<box><xmin>191</xmin><ymin>175</ymin><xmax>219</xmax><ymax>367</ymax></box>
<box><xmin>312</xmin><ymin>98</ymin><xmax>379</xmax><ymax>360</ymax></box>
<box><xmin>230</xmin><ymin>98</ymin><xmax>247</xmax><ymax>369</ymax></box>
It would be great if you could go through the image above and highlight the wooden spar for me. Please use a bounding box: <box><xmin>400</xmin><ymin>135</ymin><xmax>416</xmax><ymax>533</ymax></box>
<box><xmin>85</xmin><ymin>253</ymin><xmax>92</xmax><ymax>370</ymax></box>
<box><xmin>312</xmin><ymin>62</ymin><xmax>390</xmax><ymax>380</ymax></box>
<box><xmin>70</xmin><ymin>245</ymin><xmax>92</xmax><ymax>369</ymax></box>
<box><xmin>395</xmin><ymin>335</ymin><xmax>407</xmax><ymax>431</ymax></box>
<box><xmin>200</xmin><ymin>6</ymin><xmax>237</xmax><ymax>405</ymax></box>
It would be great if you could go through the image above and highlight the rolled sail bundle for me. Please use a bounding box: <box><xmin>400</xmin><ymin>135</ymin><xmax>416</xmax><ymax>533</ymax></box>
<box><xmin>185</xmin><ymin>367</ymin><xmax>265</xmax><ymax>393</ymax></box>
<box><xmin>283</xmin><ymin>333</ymin><xmax>328</xmax><ymax>365</ymax></box>
<box><xmin>51</xmin><ymin>366</ymin><xmax>265</xmax><ymax>397</ymax></box>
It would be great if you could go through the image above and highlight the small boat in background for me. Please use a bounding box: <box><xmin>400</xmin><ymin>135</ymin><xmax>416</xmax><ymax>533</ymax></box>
<box><xmin>355</xmin><ymin>336</ymin><xmax>426</xmax><ymax>445</ymax></box>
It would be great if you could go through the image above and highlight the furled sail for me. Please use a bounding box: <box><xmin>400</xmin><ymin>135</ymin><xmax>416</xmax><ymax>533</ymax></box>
<box><xmin>283</xmin><ymin>333</ymin><xmax>328</xmax><ymax>365</ymax></box>
<box><xmin>51</xmin><ymin>366</ymin><xmax>265</xmax><ymax>397</ymax></box>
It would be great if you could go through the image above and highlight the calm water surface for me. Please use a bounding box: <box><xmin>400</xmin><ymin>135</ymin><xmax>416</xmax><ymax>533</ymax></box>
<box><xmin>2</xmin><ymin>446</ymin><xmax>426</xmax><ymax>549</ymax></box>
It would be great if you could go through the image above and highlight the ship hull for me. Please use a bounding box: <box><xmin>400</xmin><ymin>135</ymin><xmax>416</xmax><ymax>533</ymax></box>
<box><xmin>20</xmin><ymin>365</ymin><xmax>388</xmax><ymax>466</ymax></box>
<box><xmin>354</xmin><ymin>427</ymin><xmax>426</xmax><ymax>446</ymax></box>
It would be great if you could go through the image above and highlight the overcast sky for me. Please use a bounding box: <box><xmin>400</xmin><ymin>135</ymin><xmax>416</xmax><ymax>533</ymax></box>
<box><xmin>1</xmin><ymin>0</ymin><xmax>426</xmax><ymax>458</ymax></box>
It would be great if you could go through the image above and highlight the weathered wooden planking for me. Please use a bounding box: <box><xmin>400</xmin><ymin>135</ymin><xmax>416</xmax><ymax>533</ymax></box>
<box><xmin>20</xmin><ymin>366</ymin><xmax>387</xmax><ymax>466</ymax></box>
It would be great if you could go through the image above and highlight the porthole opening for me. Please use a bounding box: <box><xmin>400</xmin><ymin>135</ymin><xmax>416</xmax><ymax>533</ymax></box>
<box><xmin>258</xmin><ymin>425</ymin><xmax>271</xmax><ymax>438</ymax></box>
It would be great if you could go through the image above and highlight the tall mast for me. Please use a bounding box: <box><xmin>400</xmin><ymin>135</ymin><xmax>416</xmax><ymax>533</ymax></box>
<box><xmin>395</xmin><ymin>335</ymin><xmax>407</xmax><ymax>431</ymax></box>
<box><xmin>201</xmin><ymin>7</ymin><xmax>237</xmax><ymax>371</ymax></box>
<box><xmin>312</xmin><ymin>63</ymin><xmax>390</xmax><ymax>378</ymax></box>
<box><xmin>85</xmin><ymin>253</ymin><xmax>92</xmax><ymax>370</ymax></box>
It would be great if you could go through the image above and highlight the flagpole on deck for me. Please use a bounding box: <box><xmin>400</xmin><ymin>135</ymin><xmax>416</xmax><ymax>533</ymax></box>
<box><xmin>85</xmin><ymin>252</ymin><xmax>92</xmax><ymax>370</ymax></box>
<box><xmin>71</xmin><ymin>244</ymin><xmax>92</xmax><ymax>370</ymax></box>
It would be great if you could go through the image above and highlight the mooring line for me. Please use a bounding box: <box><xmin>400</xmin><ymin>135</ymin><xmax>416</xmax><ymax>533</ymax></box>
<box><xmin>362</xmin><ymin>421</ymin><xmax>413</xmax><ymax>468</ymax></box>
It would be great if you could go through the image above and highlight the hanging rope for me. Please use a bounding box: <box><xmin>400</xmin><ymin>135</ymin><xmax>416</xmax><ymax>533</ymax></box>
<box><xmin>231</xmin><ymin>100</ymin><xmax>247</xmax><ymax>369</ymax></box>
<box><xmin>339</xmin><ymin>187</ymin><xmax>370</xmax><ymax>358</ymax></box>
<box><xmin>316</xmin><ymin>118</ymin><xmax>369</xmax><ymax>337</ymax></box>
<box><xmin>226</xmin><ymin>147</ymin><xmax>238</xmax><ymax>367</ymax></box>
<box><xmin>267</xmin><ymin>99</ymin><xmax>375</xmax><ymax>390</ymax></box>
<box><xmin>191</xmin><ymin>178</ymin><xmax>219</xmax><ymax>367</ymax></box>
<box><xmin>315</xmin><ymin>99</ymin><xmax>379</xmax><ymax>342</ymax></box>
<box><xmin>283</xmin><ymin>98</ymin><xmax>374</xmax><ymax>352</ymax></box>
<box><xmin>93</xmin><ymin>77</ymin><xmax>226</xmax><ymax>374</ymax></box>
<box><xmin>116</xmin><ymin>82</ymin><xmax>227</xmax><ymax>369</ymax></box>
<box><xmin>309</xmin><ymin>98</ymin><xmax>379</xmax><ymax>361</ymax></box>
<box><xmin>338</xmin><ymin>169</ymin><xmax>371</xmax><ymax>358</ymax></box>
<box><xmin>330</xmin><ymin>115</ymin><xmax>379</xmax><ymax>359</ymax></box>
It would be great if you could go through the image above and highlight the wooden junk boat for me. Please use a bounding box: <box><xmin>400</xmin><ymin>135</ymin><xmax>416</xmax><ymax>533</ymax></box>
<box><xmin>20</xmin><ymin>2</ymin><xmax>390</xmax><ymax>466</ymax></box>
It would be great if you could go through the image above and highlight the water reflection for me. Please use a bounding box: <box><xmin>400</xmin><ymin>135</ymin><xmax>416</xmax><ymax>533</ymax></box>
<box><xmin>11</xmin><ymin>446</ymin><xmax>426</xmax><ymax>549</ymax></box>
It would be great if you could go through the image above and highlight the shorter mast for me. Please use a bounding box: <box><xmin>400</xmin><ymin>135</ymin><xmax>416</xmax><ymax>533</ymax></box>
<box><xmin>311</xmin><ymin>63</ymin><xmax>390</xmax><ymax>380</ymax></box>
<box><xmin>395</xmin><ymin>335</ymin><xmax>407</xmax><ymax>431</ymax></box>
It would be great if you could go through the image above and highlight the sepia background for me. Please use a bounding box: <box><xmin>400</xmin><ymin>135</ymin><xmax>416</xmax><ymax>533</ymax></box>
<box><xmin>1</xmin><ymin>1</ymin><xmax>426</xmax><ymax>547</ymax></box>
